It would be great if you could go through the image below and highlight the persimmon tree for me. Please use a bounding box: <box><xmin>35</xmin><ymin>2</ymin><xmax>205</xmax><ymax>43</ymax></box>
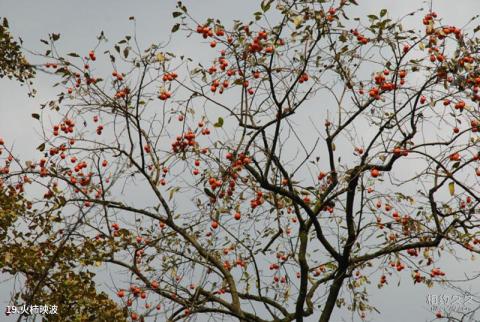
<box><xmin>2</xmin><ymin>0</ymin><xmax>480</xmax><ymax>321</ymax></box>
<box><xmin>0</xmin><ymin>16</ymin><xmax>125</xmax><ymax>322</ymax></box>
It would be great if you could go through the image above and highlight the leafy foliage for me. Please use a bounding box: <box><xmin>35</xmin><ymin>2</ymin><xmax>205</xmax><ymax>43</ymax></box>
<box><xmin>0</xmin><ymin>17</ymin><xmax>35</xmax><ymax>83</ymax></box>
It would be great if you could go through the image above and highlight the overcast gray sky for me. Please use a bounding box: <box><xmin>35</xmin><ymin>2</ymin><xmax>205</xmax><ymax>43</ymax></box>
<box><xmin>1</xmin><ymin>1</ymin><xmax>480</xmax><ymax>321</ymax></box>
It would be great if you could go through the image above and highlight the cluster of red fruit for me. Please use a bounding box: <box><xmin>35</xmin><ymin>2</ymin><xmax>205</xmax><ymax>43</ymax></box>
<box><xmin>158</xmin><ymin>90</ymin><xmax>172</xmax><ymax>101</ymax></box>
<box><xmin>423</xmin><ymin>12</ymin><xmax>462</xmax><ymax>39</ymax></box>
<box><xmin>453</xmin><ymin>100</ymin><xmax>466</xmax><ymax>111</ymax></box>
<box><xmin>38</xmin><ymin>158</ymin><xmax>49</xmax><ymax>177</ymax></box>
<box><xmin>48</xmin><ymin>144</ymin><xmax>67</xmax><ymax>160</ymax></box>
<box><xmin>273</xmin><ymin>275</ymin><xmax>287</xmax><ymax>283</ymax></box>
<box><xmin>213</xmin><ymin>287</ymin><xmax>230</xmax><ymax>295</ymax></box>
<box><xmin>74</xmin><ymin>68</ymin><xmax>98</xmax><ymax>87</ymax></box>
<box><xmin>48</xmin><ymin>143</ymin><xmax>67</xmax><ymax>158</ymax></box>
<box><xmin>376</xmin><ymin>201</ymin><xmax>392</xmax><ymax>212</ymax></box>
<box><xmin>430</xmin><ymin>267</ymin><xmax>445</xmax><ymax>277</ymax></box>
<box><xmin>389</xmin><ymin>260</ymin><xmax>405</xmax><ymax>272</ymax></box>
<box><xmin>0</xmin><ymin>153</ymin><xmax>13</xmax><ymax>175</ymax></box>
<box><xmin>202</xmin><ymin>153</ymin><xmax>252</xmax><ymax>204</ymax></box>
<box><xmin>210</xmin><ymin>79</ymin><xmax>222</xmax><ymax>93</ymax></box>
<box><xmin>375</xmin><ymin>70</ymin><xmax>396</xmax><ymax>90</ymax></box>
<box><xmin>427</xmin><ymin>47</ymin><xmax>445</xmax><ymax>63</ymax></box>
<box><xmin>111</xmin><ymin>70</ymin><xmax>124</xmax><ymax>81</ymax></box>
<box><xmin>52</xmin><ymin>118</ymin><xmax>75</xmax><ymax>137</ymax></box>
<box><xmin>392</xmin><ymin>146</ymin><xmax>409</xmax><ymax>157</ymax></box>
<box><xmin>114</xmin><ymin>87</ymin><xmax>130</xmax><ymax>99</ymax></box>
<box><xmin>313</xmin><ymin>265</ymin><xmax>326</xmax><ymax>277</ymax></box>
<box><xmin>400</xmin><ymin>215</ymin><xmax>413</xmax><ymax>235</ymax></box>
<box><xmin>406</xmin><ymin>248</ymin><xmax>418</xmax><ymax>257</ymax></box>
<box><xmin>226</xmin><ymin>152</ymin><xmax>251</xmax><ymax>170</ymax></box>
<box><xmin>246</xmin><ymin>29</ymin><xmax>273</xmax><ymax>54</ymax></box>
<box><xmin>68</xmin><ymin>72</ymin><xmax>79</xmax><ymax>92</ymax></box>
<box><xmin>117</xmin><ymin>284</ymin><xmax>162</xmax><ymax>320</ymax></box>
<box><xmin>45</xmin><ymin>62</ymin><xmax>58</xmax><ymax>69</ymax></box>
<box><xmin>439</xmin><ymin>25</ymin><xmax>462</xmax><ymax>39</ymax></box>
<box><xmin>366</xmin><ymin>69</ymin><xmax>406</xmax><ymax>100</ymax></box>
<box><xmin>84</xmin><ymin>73</ymin><xmax>97</xmax><ymax>86</ymax></box>
<box><xmin>350</xmin><ymin>29</ymin><xmax>368</xmax><ymax>45</ymax></box>
<box><xmin>43</xmin><ymin>182</ymin><xmax>58</xmax><ymax>199</ymax></box>
<box><xmin>208</xmin><ymin>177</ymin><xmax>223</xmax><ymax>192</ymax></box>
<box><xmin>422</xmin><ymin>11</ymin><xmax>437</xmax><ymax>27</ymax></box>
<box><xmin>392</xmin><ymin>211</ymin><xmax>402</xmax><ymax>223</ymax></box>
<box><xmin>196</xmin><ymin>25</ymin><xmax>225</xmax><ymax>39</ymax></box>
<box><xmin>386</xmin><ymin>209</ymin><xmax>412</xmax><ymax>234</ymax></box>
<box><xmin>326</xmin><ymin>7</ymin><xmax>337</xmax><ymax>22</ymax></box>
<box><xmin>379</xmin><ymin>274</ymin><xmax>387</xmax><ymax>285</ymax></box>
<box><xmin>162</xmin><ymin>72</ymin><xmax>178</xmax><ymax>82</ymax></box>
<box><xmin>207</xmin><ymin>65</ymin><xmax>254</xmax><ymax>96</ymax></box>
<box><xmin>96</xmin><ymin>124</ymin><xmax>104</xmax><ymax>135</ymax></box>
<box><xmin>298</xmin><ymin>72</ymin><xmax>309</xmax><ymax>84</ymax></box>
<box><xmin>110</xmin><ymin>223</ymin><xmax>121</xmax><ymax>237</ymax></box>
<box><xmin>68</xmin><ymin>161</ymin><xmax>92</xmax><ymax>186</ymax></box>
<box><xmin>171</xmin><ymin>131</ymin><xmax>197</xmax><ymax>153</ymax></box>
<box><xmin>200</xmin><ymin>27</ymin><xmax>271</xmax><ymax>98</ymax></box>
<box><xmin>217</xmin><ymin>54</ymin><xmax>229</xmax><ymax>71</ymax></box>
<box><xmin>88</xmin><ymin>50</ymin><xmax>96</xmax><ymax>61</ymax></box>
<box><xmin>250</xmin><ymin>190</ymin><xmax>264</xmax><ymax>209</ymax></box>
<box><xmin>458</xmin><ymin>55</ymin><xmax>475</xmax><ymax>68</ymax></box>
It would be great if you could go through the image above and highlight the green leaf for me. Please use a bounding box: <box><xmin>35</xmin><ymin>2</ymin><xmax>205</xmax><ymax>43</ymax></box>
<box><xmin>261</xmin><ymin>0</ymin><xmax>272</xmax><ymax>12</ymax></box>
<box><xmin>123</xmin><ymin>47</ymin><xmax>129</xmax><ymax>58</ymax></box>
<box><xmin>67</xmin><ymin>52</ymin><xmax>80</xmax><ymax>57</ymax></box>
<box><xmin>213</xmin><ymin>117</ymin><xmax>224</xmax><ymax>128</ymax></box>
<box><xmin>171</xmin><ymin>23</ymin><xmax>180</xmax><ymax>33</ymax></box>
<box><xmin>37</xmin><ymin>143</ymin><xmax>45</xmax><ymax>152</ymax></box>
<box><xmin>380</xmin><ymin>9</ymin><xmax>387</xmax><ymax>17</ymax></box>
<box><xmin>168</xmin><ymin>187</ymin><xmax>180</xmax><ymax>201</ymax></box>
<box><xmin>172</xmin><ymin>11</ymin><xmax>182</xmax><ymax>18</ymax></box>
<box><xmin>367</xmin><ymin>15</ymin><xmax>378</xmax><ymax>20</ymax></box>
<box><xmin>31</xmin><ymin>113</ymin><xmax>40</xmax><ymax>120</ymax></box>
<box><xmin>51</xmin><ymin>33</ymin><xmax>60</xmax><ymax>41</ymax></box>
<box><xmin>204</xmin><ymin>188</ymin><xmax>215</xmax><ymax>198</ymax></box>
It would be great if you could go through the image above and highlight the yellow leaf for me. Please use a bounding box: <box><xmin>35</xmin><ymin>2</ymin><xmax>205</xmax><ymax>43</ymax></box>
<box><xmin>448</xmin><ymin>182</ymin><xmax>455</xmax><ymax>196</ymax></box>
<box><xmin>293</xmin><ymin>16</ymin><xmax>303</xmax><ymax>28</ymax></box>
<box><xmin>156</xmin><ymin>53</ymin><xmax>165</xmax><ymax>63</ymax></box>
<box><xmin>4</xmin><ymin>252</ymin><xmax>12</xmax><ymax>264</ymax></box>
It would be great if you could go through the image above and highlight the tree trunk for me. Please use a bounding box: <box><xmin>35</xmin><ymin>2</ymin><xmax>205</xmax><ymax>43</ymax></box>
<box><xmin>318</xmin><ymin>269</ymin><xmax>347</xmax><ymax>322</ymax></box>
